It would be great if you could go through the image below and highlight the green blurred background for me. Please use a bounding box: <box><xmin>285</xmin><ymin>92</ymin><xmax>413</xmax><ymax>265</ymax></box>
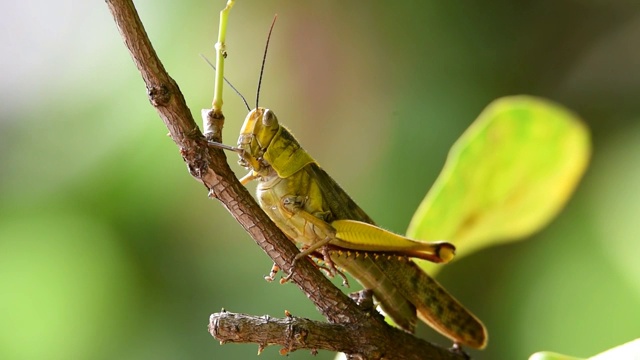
<box><xmin>1</xmin><ymin>1</ymin><xmax>639</xmax><ymax>359</ymax></box>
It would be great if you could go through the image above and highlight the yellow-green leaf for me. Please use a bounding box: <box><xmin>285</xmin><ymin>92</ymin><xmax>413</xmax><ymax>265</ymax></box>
<box><xmin>406</xmin><ymin>96</ymin><xmax>591</xmax><ymax>271</ymax></box>
<box><xmin>529</xmin><ymin>351</ymin><xmax>584</xmax><ymax>360</ymax></box>
<box><xmin>588</xmin><ymin>338</ymin><xmax>640</xmax><ymax>360</ymax></box>
<box><xmin>529</xmin><ymin>338</ymin><xmax>640</xmax><ymax>360</ymax></box>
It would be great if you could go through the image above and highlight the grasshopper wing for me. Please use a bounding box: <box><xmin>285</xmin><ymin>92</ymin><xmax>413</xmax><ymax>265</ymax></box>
<box><xmin>304</xmin><ymin>163</ymin><xmax>418</xmax><ymax>331</ymax></box>
<box><xmin>375</xmin><ymin>257</ymin><xmax>487</xmax><ymax>349</ymax></box>
<box><xmin>304</xmin><ymin>163</ymin><xmax>374</xmax><ymax>224</ymax></box>
<box><xmin>306</xmin><ymin>163</ymin><xmax>487</xmax><ymax>348</ymax></box>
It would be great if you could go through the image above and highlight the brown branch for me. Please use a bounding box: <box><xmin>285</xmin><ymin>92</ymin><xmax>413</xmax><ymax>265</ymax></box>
<box><xmin>209</xmin><ymin>310</ymin><xmax>460</xmax><ymax>360</ymax></box>
<box><xmin>105</xmin><ymin>0</ymin><xmax>467</xmax><ymax>359</ymax></box>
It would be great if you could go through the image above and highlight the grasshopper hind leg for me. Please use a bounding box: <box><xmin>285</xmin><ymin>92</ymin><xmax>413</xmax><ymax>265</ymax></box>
<box><xmin>309</xmin><ymin>251</ymin><xmax>350</xmax><ymax>287</ymax></box>
<box><xmin>273</xmin><ymin>252</ymin><xmax>350</xmax><ymax>287</ymax></box>
<box><xmin>279</xmin><ymin>194</ymin><xmax>343</xmax><ymax>280</ymax></box>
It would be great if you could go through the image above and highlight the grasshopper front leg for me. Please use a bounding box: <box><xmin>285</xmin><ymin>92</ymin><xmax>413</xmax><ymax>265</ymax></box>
<box><xmin>239</xmin><ymin>171</ymin><xmax>259</xmax><ymax>185</ymax></box>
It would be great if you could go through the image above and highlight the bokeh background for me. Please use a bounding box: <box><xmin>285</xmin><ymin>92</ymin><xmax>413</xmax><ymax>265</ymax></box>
<box><xmin>1</xmin><ymin>1</ymin><xmax>639</xmax><ymax>359</ymax></box>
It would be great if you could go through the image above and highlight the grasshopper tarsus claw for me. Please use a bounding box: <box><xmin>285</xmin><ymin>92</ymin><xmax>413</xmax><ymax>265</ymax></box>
<box><xmin>281</xmin><ymin>259</ymin><xmax>297</xmax><ymax>284</ymax></box>
<box><xmin>321</xmin><ymin>246</ymin><xmax>339</xmax><ymax>277</ymax></box>
<box><xmin>265</xmin><ymin>263</ymin><xmax>280</xmax><ymax>282</ymax></box>
<box><xmin>333</xmin><ymin>265</ymin><xmax>350</xmax><ymax>287</ymax></box>
<box><xmin>281</xmin><ymin>271</ymin><xmax>294</xmax><ymax>284</ymax></box>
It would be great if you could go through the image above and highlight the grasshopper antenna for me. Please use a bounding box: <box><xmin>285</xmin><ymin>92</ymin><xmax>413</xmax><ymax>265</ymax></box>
<box><xmin>200</xmin><ymin>54</ymin><xmax>250</xmax><ymax>111</ymax></box>
<box><xmin>256</xmin><ymin>14</ymin><xmax>278</xmax><ymax>109</ymax></box>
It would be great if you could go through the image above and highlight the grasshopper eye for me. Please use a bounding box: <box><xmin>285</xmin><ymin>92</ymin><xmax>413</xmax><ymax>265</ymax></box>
<box><xmin>262</xmin><ymin>109</ymin><xmax>277</xmax><ymax>127</ymax></box>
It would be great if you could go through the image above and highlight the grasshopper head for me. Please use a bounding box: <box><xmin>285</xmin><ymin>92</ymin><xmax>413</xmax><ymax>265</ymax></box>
<box><xmin>237</xmin><ymin>108</ymin><xmax>280</xmax><ymax>170</ymax></box>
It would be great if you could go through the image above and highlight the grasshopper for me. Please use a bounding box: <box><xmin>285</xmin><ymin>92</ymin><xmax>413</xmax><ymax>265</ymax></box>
<box><xmin>207</xmin><ymin>15</ymin><xmax>486</xmax><ymax>349</ymax></box>
<box><xmin>210</xmin><ymin>107</ymin><xmax>487</xmax><ymax>349</ymax></box>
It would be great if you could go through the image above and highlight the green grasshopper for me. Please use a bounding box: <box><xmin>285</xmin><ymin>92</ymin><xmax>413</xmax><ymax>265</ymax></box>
<box><xmin>210</xmin><ymin>106</ymin><xmax>487</xmax><ymax>349</ymax></box>
<box><xmin>206</xmin><ymin>13</ymin><xmax>486</xmax><ymax>348</ymax></box>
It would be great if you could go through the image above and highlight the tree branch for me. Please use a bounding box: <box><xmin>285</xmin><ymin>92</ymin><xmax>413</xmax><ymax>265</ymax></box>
<box><xmin>209</xmin><ymin>310</ymin><xmax>460</xmax><ymax>360</ymax></box>
<box><xmin>105</xmin><ymin>0</ymin><xmax>467</xmax><ymax>358</ymax></box>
